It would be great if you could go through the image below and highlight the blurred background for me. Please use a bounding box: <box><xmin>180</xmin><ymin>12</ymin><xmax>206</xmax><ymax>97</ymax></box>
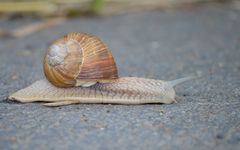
<box><xmin>0</xmin><ymin>0</ymin><xmax>239</xmax><ymax>38</ymax></box>
<box><xmin>1</xmin><ymin>1</ymin><xmax>240</xmax><ymax>150</ymax></box>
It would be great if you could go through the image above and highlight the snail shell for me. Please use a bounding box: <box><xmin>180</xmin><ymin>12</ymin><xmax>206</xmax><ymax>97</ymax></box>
<box><xmin>43</xmin><ymin>32</ymin><xmax>118</xmax><ymax>88</ymax></box>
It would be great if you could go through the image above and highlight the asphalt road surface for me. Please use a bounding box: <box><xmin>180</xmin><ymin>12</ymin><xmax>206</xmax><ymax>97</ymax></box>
<box><xmin>0</xmin><ymin>5</ymin><xmax>240</xmax><ymax>150</ymax></box>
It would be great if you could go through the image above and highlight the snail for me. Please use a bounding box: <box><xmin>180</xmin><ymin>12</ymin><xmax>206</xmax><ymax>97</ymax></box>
<box><xmin>9</xmin><ymin>32</ymin><xmax>196</xmax><ymax>106</ymax></box>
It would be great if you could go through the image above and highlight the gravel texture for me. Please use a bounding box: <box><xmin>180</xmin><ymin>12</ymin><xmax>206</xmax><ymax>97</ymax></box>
<box><xmin>0</xmin><ymin>5</ymin><xmax>240</xmax><ymax>150</ymax></box>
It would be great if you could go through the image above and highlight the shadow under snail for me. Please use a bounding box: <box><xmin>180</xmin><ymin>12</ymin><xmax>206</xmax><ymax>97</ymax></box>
<box><xmin>9</xmin><ymin>32</ymin><xmax>196</xmax><ymax>106</ymax></box>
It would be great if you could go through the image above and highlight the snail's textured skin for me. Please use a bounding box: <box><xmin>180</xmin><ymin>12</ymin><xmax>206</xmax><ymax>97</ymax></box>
<box><xmin>44</xmin><ymin>32</ymin><xmax>118</xmax><ymax>88</ymax></box>
<box><xmin>9</xmin><ymin>77</ymin><xmax>177</xmax><ymax>106</ymax></box>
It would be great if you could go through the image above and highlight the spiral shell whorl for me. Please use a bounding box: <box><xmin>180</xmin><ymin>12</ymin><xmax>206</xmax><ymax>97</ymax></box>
<box><xmin>43</xmin><ymin>32</ymin><xmax>118</xmax><ymax>88</ymax></box>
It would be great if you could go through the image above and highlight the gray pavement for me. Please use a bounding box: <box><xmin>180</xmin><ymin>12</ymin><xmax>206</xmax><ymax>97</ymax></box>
<box><xmin>0</xmin><ymin>5</ymin><xmax>240</xmax><ymax>150</ymax></box>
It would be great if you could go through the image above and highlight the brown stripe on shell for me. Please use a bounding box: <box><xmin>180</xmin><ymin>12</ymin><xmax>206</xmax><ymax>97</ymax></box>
<box><xmin>75</xmin><ymin>33</ymin><xmax>118</xmax><ymax>80</ymax></box>
<box><xmin>43</xmin><ymin>56</ymin><xmax>76</xmax><ymax>87</ymax></box>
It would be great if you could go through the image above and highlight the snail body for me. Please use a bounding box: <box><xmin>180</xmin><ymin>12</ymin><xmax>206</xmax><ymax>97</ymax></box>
<box><xmin>9</xmin><ymin>77</ymin><xmax>194</xmax><ymax>106</ymax></box>
<box><xmin>9</xmin><ymin>32</ymin><xmax>195</xmax><ymax>106</ymax></box>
